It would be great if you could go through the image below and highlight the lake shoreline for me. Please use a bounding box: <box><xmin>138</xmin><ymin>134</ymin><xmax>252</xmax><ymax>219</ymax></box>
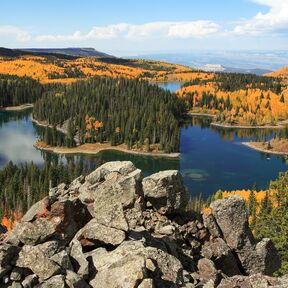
<box><xmin>211</xmin><ymin>122</ymin><xmax>287</xmax><ymax>130</ymax></box>
<box><xmin>34</xmin><ymin>140</ymin><xmax>180</xmax><ymax>159</ymax></box>
<box><xmin>0</xmin><ymin>104</ymin><xmax>34</xmax><ymax>111</ymax></box>
<box><xmin>187</xmin><ymin>111</ymin><xmax>287</xmax><ymax>129</ymax></box>
<box><xmin>242</xmin><ymin>141</ymin><xmax>288</xmax><ymax>156</ymax></box>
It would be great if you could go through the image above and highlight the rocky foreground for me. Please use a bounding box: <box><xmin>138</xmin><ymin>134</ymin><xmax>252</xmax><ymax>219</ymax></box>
<box><xmin>0</xmin><ymin>161</ymin><xmax>287</xmax><ymax>288</ymax></box>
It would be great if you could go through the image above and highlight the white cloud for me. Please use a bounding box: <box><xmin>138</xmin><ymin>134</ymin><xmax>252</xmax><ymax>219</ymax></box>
<box><xmin>0</xmin><ymin>26</ymin><xmax>31</xmax><ymax>42</ymax></box>
<box><xmin>35</xmin><ymin>21</ymin><xmax>219</xmax><ymax>42</ymax></box>
<box><xmin>233</xmin><ymin>0</ymin><xmax>288</xmax><ymax>35</ymax></box>
<box><xmin>168</xmin><ymin>21</ymin><xmax>219</xmax><ymax>38</ymax></box>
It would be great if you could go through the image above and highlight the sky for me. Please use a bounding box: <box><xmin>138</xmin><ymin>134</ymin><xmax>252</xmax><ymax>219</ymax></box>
<box><xmin>0</xmin><ymin>0</ymin><xmax>287</xmax><ymax>56</ymax></box>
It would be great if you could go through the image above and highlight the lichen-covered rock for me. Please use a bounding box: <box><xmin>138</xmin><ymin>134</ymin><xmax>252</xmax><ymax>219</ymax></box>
<box><xmin>65</xmin><ymin>270</ymin><xmax>89</xmax><ymax>288</ymax></box>
<box><xmin>21</xmin><ymin>274</ymin><xmax>39</xmax><ymax>288</ymax></box>
<box><xmin>210</xmin><ymin>196</ymin><xmax>280</xmax><ymax>276</ymax></box>
<box><xmin>38</xmin><ymin>274</ymin><xmax>66</xmax><ymax>288</ymax></box>
<box><xmin>201</xmin><ymin>238</ymin><xmax>241</xmax><ymax>276</ymax></box>
<box><xmin>16</xmin><ymin>245</ymin><xmax>60</xmax><ymax>281</ymax></box>
<box><xmin>89</xmin><ymin>254</ymin><xmax>146</xmax><ymax>288</ymax></box>
<box><xmin>70</xmin><ymin>240</ymin><xmax>89</xmax><ymax>278</ymax></box>
<box><xmin>142</xmin><ymin>170</ymin><xmax>189</xmax><ymax>214</ymax></box>
<box><xmin>73</xmin><ymin>219</ymin><xmax>126</xmax><ymax>248</ymax></box>
<box><xmin>197</xmin><ymin>258</ymin><xmax>221</xmax><ymax>286</ymax></box>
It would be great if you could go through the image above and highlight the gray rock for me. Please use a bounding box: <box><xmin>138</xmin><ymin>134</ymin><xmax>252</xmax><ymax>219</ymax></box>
<box><xmin>16</xmin><ymin>245</ymin><xmax>60</xmax><ymax>281</ymax></box>
<box><xmin>89</xmin><ymin>254</ymin><xmax>146</xmax><ymax>288</ymax></box>
<box><xmin>5</xmin><ymin>218</ymin><xmax>57</xmax><ymax>246</ymax></box>
<box><xmin>197</xmin><ymin>258</ymin><xmax>220</xmax><ymax>286</ymax></box>
<box><xmin>138</xmin><ymin>278</ymin><xmax>154</xmax><ymax>288</ymax></box>
<box><xmin>142</xmin><ymin>170</ymin><xmax>188</xmax><ymax>214</ymax></box>
<box><xmin>21</xmin><ymin>196</ymin><xmax>55</xmax><ymax>223</ymax></box>
<box><xmin>38</xmin><ymin>275</ymin><xmax>66</xmax><ymax>288</ymax></box>
<box><xmin>202</xmin><ymin>212</ymin><xmax>222</xmax><ymax>238</ymax></box>
<box><xmin>10</xmin><ymin>267</ymin><xmax>29</xmax><ymax>281</ymax></box>
<box><xmin>70</xmin><ymin>240</ymin><xmax>89</xmax><ymax>278</ymax></box>
<box><xmin>95</xmin><ymin>199</ymin><xmax>129</xmax><ymax>231</ymax></box>
<box><xmin>78</xmin><ymin>162</ymin><xmax>144</xmax><ymax>232</ymax></box>
<box><xmin>73</xmin><ymin>218</ymin><xmax>126</xmax><ymax>248</ymax></box>
<box><xmin>255</xmin><ymin>238</ymin><xmax>281</xmax><ymax>276</ymax></box>
<box><xmin>21</xmin><ymin>274</ymin><xmax>39</xmax><ymax>288</ymax></box>
<box><xmin>155</xmin><ymin>223</ymin><xmax>175</xmax><ymax>235</ymax></box>
<box><xmin>65</xmin><ymin>270</ymin><xmax>89</xmax><ymax>288</ymax></box>
<box><xmin>201</xmin><ymin>238</ymin><xmax>241</xmax><ymax>276</ymax></box>
<box><xmin>50</xmin><ymin>250</ymin><xmax>73</xmax><ymax>271</ymax></box>
<box><xmin>85</xmin><ymin>161</ymin><xmax>137</xmax><ymax>185</ymax></box>
<box><xmin>88</xmin><ymin>240</ymin><xmax>183</xmax><ymax>286</ymax></box>
<box><xmin>37</xmin><ymin>240</ymin><xmax>66</xmax><ymax>258</ymax></box>
<box><xmin>210</xmin><ymin>196</ymin><xmax>280</xmax><ymax>275</ymax></box>
<box><xmin>9</xmin><ymin>282</ymin><xmax>23</xmax><ymax>288</ymax></box>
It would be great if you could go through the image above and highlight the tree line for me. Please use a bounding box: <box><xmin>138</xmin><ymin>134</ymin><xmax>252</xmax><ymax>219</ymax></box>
<box><xmin>0</xmin><ymin>157</ymin><xmax>95</xmax><ymax>222</ymax></box>
<box><xmin>0</xmin><ymin>74</ymin><xmax>43</xmax><ymax>107</ymax></box>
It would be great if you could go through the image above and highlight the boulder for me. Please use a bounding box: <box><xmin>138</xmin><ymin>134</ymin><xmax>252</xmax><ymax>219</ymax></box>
<box><xmin>88</xmin><ymin>240</ymin><xmax>184</xmax><ymax>286</ymax></box>
<box><xmin>21</xmin><ymin>274</ymin><xmax>39</xmax><ymax>288</ymax></box>
<box><xmin>5</xmin><ymin>219</ymin><xmax>56</xmax><ymax>245</ymax></box>
<box><xmin>16</xmin><ymin>245</ymin><xmax>60</xmax><ymax>281</ymax></box>
<box><xmin>21</xmin><ymin>196</ymin><xmax>55</xmax><ymax>223</ymax></box>
<box><xmin>138</xmin><ymin>278</ymin><xmax>154</xmax><ymax>288</ymax></box>
<box><xmin>37</xmin><ymin>240</ymin><xmax>66</xmax><ymax>258</ymax></box>
<box><xmin>65</xmin><ymin>270</ymin><xmax>90</xmax><ymax>288</ymax></box>
<box><xmin>197</xmin><ymin>258</ymin><xmax>221</xmax><ymax>286</ymax></box>
<box><xmin>50</xmin><ymin>250</ymin><xmax>73</xmax><ymax>271</ymax></box>
<box><xmin>79</xmin><ymin>161</ymin><xmax>142</xmax><ymax>206</ymax></box>
<box><xmin>201</xmin><ymin>238</ymin><xmax>241</xmax><ymax>276</ymax></box>
<box><xmin>254</xmin><ymin>238</ymin><xmax>281</xmax><ymax>276</ymax></box>
<box><xmin>38</xmin><ymin>274</ymin><xmax>66</xmax><ymax>288</ymax></box>
<box><xmin>89</xmin><ymin>254</ymin><xmax>146</xmax><ymax>288</ymax></box>
<box><xmin>70</xmin><ymin>240</ymin><xmax>89</xmax><ymax>278</ymax></box>
<box><xmin>93</xmin><ymin>200</ymin><xmax>129</xmax><ymax>232</ymax></box>
<box><xmin>6</xmin><ymin>199</ymin><xmax>92</xmax><ymax>245</ymax></box>
<box><xmin>142</xmin><ymin>170</ymin><xmax>188</xmax><ymax>214</ymax></box>
<box><xmin>210</xmin><ymin>196</ymin><xmax>280</xmax><ymax>275</ymax></box>
<box><xmin>73</xmin><ymin>219</ymin><xmax>126</xmax><ymax>248</ymax></box>
<box><xmin>202</xmin><ymin>211</ymin><xmax>222</xmax><ymax>238</ymax></box>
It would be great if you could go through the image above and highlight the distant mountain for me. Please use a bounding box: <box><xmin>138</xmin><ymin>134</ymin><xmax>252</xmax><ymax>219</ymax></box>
<box><xmin>22</xmin><ymin>48</ymin><xmax>115</xmax><ymax>58</ymax></box>
<box><xmin>0</xmin><ymin>47</ymin><xmax>115</xmax><ymax>60</ymax></box>
<box><xmin>0</xmin><ymin>47</ymin><xmax>78</xmax><ymax>60</ymax></box>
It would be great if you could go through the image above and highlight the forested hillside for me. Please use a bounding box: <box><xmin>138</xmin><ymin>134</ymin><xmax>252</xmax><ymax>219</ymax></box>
<box><xmin>179</xmin><ymin>72</ymin><xmax>287</xmax><ymax>126</ymax></box>
<box><xmin>33</xmin><ymin>77</ymin><xmax>184</xmax><ymax>152</ymax></box>
<box><xmin>0</xmin><ymin>74</ymin><xmax>43</xmax><ymax>107</ymax></box>
<box><xmin>0</xmin><ymin>54</ymin><xmax>198</xmax><ymax>83</ymax></box>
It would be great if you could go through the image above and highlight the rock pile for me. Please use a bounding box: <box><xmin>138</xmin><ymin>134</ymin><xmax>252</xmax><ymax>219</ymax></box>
<box><xmin>0</xmin><ymin>161</ymin><xmax>286</xmax><ymax>287</ymax></box>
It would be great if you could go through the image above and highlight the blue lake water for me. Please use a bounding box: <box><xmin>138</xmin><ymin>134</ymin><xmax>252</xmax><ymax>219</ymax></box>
<box><xmin>0</xmin><ymin>82</ymin><xmax>287</xmax><ymax>198</ymax></box>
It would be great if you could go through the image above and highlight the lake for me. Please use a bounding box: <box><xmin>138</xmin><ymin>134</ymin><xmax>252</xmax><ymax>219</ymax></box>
<box><xmin>0</xmin><ymin>81</ymin><xmax>287</xmax><ymax>198</ymax></box>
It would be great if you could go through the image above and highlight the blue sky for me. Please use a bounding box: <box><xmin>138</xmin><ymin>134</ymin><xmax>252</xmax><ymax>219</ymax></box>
<box><xmin>0</xmin><ymin>0</ymin><xmax>287</xmax><ymax>55</ymax></box>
